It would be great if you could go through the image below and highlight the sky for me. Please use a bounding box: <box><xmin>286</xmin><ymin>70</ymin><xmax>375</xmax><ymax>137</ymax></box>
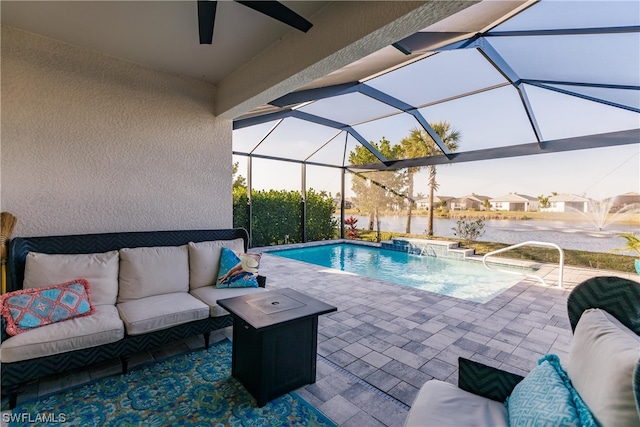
<box><xmin>416</xmin><ymin>144</ymin><xmax>640</xmax><ymax>200</ymax></box>
<box><xmin>232</xmin><ymin>0</ymin><xmax>640</xmax><ymax>203</ymax></box>
<box><xmin>234</xmin><ymin>143</ymin><xmax>640</xmax><ymax>201</ymax></box>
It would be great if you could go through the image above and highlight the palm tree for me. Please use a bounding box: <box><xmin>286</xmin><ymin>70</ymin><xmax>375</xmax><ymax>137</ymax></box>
<box><xmin>400</xmin><ymin>121</ymin><xmax>460</xmax><ymax>235</ymax></box>
<box><xmin>399</xmin><ymin>141</ymin><xmax>424</xmax><ymax>234</ymax></box>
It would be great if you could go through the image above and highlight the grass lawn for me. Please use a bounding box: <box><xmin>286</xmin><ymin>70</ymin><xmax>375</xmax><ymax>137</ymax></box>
<box><xmin>354</xmin><ymin>230</ymin><xmax>638</xmax><ymax>273</ymax></box>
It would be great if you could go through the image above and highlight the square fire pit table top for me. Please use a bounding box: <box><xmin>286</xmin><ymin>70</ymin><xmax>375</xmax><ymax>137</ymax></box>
<box><xmin>217</xmin><ymin>288</ymin><xmax>337</xmax><ymax>331</ymax></box>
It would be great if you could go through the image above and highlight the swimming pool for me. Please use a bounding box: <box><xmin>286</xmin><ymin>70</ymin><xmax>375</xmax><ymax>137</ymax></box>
<box><xmin>269</xmin><ymin>243</ymin><xmax>536</xmax><ymax>303</ymax></box>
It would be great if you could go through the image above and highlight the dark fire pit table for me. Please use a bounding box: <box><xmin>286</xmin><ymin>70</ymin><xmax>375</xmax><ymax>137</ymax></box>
<box><xmin>217</xmin><ymin>288</ymin><xmax>337</xmax><ymax>407</ymax></box>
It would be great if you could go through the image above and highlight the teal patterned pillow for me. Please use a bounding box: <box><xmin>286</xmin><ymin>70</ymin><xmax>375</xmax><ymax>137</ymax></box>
<box><xmin>0</xmin><ymin>279</ymin><xmax>95</xmax><ymax>336</ymax></box>
<box><xmin>507</xmin><ymin>354</ymin><xmax>596</xmax><ymax>427</ymax></box>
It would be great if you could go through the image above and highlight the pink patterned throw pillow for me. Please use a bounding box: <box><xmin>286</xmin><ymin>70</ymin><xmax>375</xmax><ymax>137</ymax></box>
<box><xmin>0</xmin><ymin>279</ymin><xmax>95</xmax><ymax>336</ymax></box>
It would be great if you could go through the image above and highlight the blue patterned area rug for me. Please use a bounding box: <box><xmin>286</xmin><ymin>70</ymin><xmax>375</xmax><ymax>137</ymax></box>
<box><xmin>9</xmin><ymin>339</ymin><xmax>337</xmax><ymax>426</ymax></box>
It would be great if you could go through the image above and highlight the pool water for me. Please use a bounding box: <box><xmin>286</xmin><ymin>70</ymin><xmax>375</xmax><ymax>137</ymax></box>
<box><xmin>270</xmin><ymin>243</ymin><xmax>535</xmax><ymax>303</ymax></box>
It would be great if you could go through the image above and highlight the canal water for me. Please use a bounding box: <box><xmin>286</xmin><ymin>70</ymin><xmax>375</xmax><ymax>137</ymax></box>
<box><xmin>340</xmin><ymin>214</ymin><xmax>640</xmax><ymax>254</ymax></box>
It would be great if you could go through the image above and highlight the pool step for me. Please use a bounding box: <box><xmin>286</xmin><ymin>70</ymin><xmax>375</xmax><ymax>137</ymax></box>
<box><xmin>381</xmin><ymin>238</ymin><xmax>477</xmax><ymax>261</ymax></box>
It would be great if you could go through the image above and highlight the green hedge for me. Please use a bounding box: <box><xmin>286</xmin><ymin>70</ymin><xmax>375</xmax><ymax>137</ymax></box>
<box><xmin>233</xmin><ymin>187</ymin><xmax>338</xmax><ymax>247</ymax></box>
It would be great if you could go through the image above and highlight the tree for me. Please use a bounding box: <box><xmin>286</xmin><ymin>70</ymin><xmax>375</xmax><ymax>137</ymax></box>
<box><xmin>348</xmin><ymin>137</ymin><xmax>403</xmax><ymax>240</ymax></box>
<box><xmin>538</xmin><ymin>192</ymin><xmax>557</xmax><ymax>209</ymax></box>
<box><xmin>400</xmin><ymin>121</ymin><xmax>460</xmax><ymax>235</ymax></box>
<box><xmin>400</xmin><ymin>135</ymin><xmax>425</xmax><ymax>234</ymax></box>
<box><xmin>538</xmin><ymin>194</ymin><xmax>551</xmax><ymax>209</ymax></box>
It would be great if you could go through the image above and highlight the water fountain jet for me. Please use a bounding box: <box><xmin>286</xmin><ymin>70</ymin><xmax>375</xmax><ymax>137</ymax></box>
<box><xmin>566</xmin><ymin>198</ymin><xmax>640</xmax><ymax>231</ymax></box>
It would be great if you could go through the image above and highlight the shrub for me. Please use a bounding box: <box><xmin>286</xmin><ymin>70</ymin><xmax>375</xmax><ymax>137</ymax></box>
<box><xmin>452</xmin><ymin>218</ymin><xmax>486</xmax><ymax>242</ymax></box>
<box><xmin>344</xmin><ymin>216</ymin><xmax>359</xmax><ymax>239</ymax></box>
<box><xmin>233</xmin><ymin>187</ymin><xmax>337</xmax><ymax>246</ymax></box>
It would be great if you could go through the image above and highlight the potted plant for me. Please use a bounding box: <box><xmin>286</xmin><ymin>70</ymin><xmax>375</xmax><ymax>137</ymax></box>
<box><xmin>611</xmin><ymin>232</ymin><xmax>640</xmax><ymax>275</ymax></box>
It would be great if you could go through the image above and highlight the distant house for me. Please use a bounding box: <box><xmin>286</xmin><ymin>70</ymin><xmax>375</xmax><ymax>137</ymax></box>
<box><xmin>332</xmin><ymin>197</ymin><xmax>353</xmax><ymax>209</ymax></box>
<box><xmin>416</xmin><ymin>195</ymin><xmax>453</xmax><ymax>210</ymax></box>
<box><xmin>542</xmin><ymin>193</ymin><xmax>590</xmax><ymax>213</ymax></box>
<box><xmin>606</xmin><ymin>192</ymin><xmax>640</xmax><ymax>211</ymax></box>
<box><xmin>490</xmin><ymin>193</ymin><xmax>539</xmax><ymax>212</ymax></box>
<box><xmin>450</xmin><ymin>194</ymin><xmax>491</xmax><ymax>211</ymax></box>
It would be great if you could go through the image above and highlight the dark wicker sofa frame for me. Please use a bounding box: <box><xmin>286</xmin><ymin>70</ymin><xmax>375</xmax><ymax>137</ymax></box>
<box><xmin>455</xmin><ymin>276</ymin><xmax>640</xmax><ymax>403</ymax></box>
<box><xmin>1</xmin><ymin>228</ymin><xmax>265</xmax><ymax>408</ymax></box>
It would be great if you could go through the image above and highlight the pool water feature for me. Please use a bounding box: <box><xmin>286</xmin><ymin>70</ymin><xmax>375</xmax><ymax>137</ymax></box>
<box><xmin>270</xmin><ymin>243</ymin><xmax>537</xmax><ymax>303</ymax></box>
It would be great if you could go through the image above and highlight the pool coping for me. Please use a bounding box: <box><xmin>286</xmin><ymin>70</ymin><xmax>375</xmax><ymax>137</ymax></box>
<box><xmin>252</xmin><ymin>238</ymin><xmax>543</xmax><ymax>272</ymax></box>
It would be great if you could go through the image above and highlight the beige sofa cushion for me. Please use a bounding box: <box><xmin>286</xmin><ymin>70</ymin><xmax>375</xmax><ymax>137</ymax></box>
<box><xmin>188</xmin><ymin>239</ymin><xmax>245</xmax><ymax>289</ymax></box>
<box><xmin>0</xmin><ymin>305</ymin><xmax>124</xmax><ymax>363</ymax></box>
<box><xmin>404</xmin><ymin>380</ymin><xmax>508</xmax><ymax>427</ymax></box>
<box><xmin>118</xmin><ymin>245</ymin><xmax>189</xmax><ymax>302</ymax></box>
<box><xmin>190</xmin><ymin>286</ymin><xmax>268</xmax><ymax>317</ymax></box>
<box><xmin>567</xmin><ymin>308</ymin><xmax>640</xmax><ymax>427</ymax></box>
<box><xmin>23</xmin><ymin>251</ymin><xmax>119</xmax><ymax>306</ymax></box>
<box><xmin>117</xmin><ymin>292</ymin><xmax>209</xmax><ymax>335</ymax></box>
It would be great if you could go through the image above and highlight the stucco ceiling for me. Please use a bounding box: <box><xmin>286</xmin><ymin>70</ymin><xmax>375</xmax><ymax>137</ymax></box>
<box><xmin>0</xmin><ymin>0</ymin><xmax>330</xmax><ymax>85</ymax></box>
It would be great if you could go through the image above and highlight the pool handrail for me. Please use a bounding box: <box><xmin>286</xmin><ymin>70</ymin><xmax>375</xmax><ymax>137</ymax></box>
<box><xmin>482</xmin><ymin>241</ymin><xmax>564</xmax><ymax>288</ymax></box>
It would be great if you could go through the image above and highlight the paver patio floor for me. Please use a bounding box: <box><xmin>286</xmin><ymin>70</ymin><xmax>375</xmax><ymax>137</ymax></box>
<box><xmin>3</xmin><ymin>252</ymin><xmax>637</xmax><ymax>426</ymax></box>
<box><xmin>258</xmin><ymin>253</ymin><xmax>638</xmax><ymax>426</ymax></box>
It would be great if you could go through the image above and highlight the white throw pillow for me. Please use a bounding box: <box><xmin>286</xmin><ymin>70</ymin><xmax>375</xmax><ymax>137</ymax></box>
<box><xmin>187</xmin><ymin>239</ymin><xmax>245</xmax><ymax>289</ymax></box>
<box><xmin>23</xmin><ymin>251</ymin><xmax>119</xmax><ymax>306</ymax></box>
<box><xmin>567</xmin><ymin>308</ymin><xmax>640</xmax><ymax>427</ymax></box>
<box><xmin>118</xmin><ymin>245</ymin><xmax>189</xmax><ymax>302</ymax></box>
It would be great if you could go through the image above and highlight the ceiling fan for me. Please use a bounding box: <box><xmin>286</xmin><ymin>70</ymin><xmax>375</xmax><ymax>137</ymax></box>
<box><xmin>197</xmin><ymin>1</ymin><xmax>313</xmax><ymax>44</ymax></box>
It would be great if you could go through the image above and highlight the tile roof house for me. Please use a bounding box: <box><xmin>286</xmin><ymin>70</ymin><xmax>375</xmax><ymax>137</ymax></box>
<box><xmin>606</xmin><ymin>192</ymin><xmax>640</xmax><ymax>211</ymax></box>
<box><xmin>415</xmin><ymin>196</ymin><xmax>454</xmax><ymax>210</ymax></box>
<box><xmin>450</xmin><ymin>194</ymin><xmax>491</xmax><ymax>211</ymax></box>
<box><xmin>542</xmin><ymin>193</ymin><xmax>591</xmax><ymax>213</ymax></box>
<box><xmin>490</xmin><ymin>193</ymin><xmax>539</xmax><ymax>212</ymax></box>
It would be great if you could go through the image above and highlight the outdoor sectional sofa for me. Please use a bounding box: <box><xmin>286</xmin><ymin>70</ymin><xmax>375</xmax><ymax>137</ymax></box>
<box><xmin>1</xmin><ymin>228</ymin><xmax>267</xmax><ymax>408</ymax></box>
<box><xmin>405</xmin><ymin>275</ymin><xmax>640</xmax><ymax>426</ymax></box>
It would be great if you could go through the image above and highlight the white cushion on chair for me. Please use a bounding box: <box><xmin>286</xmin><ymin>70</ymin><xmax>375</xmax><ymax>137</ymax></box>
<box><xmin>404</xmin><ymin>380</ymin><xmax>508</xmax><ymax>427</ymax></box>
<box><xmin>117</xmin><ymin>292</ymin><xmax>209</xmax><ymax>335</ymax></box>
<box><xmin>190</xmin><ymin>286</ymin><xmax>267</xmax><ymax>317</ymax></box>
<box><xmin>567</xmin><ymin>308</ymin><xmax>640</xmax><ymax>427</ymax></box>
<box><xmin>0</xmin><ymin>305</ymin><xmax>124</xmax><ymax>363</ymax></box>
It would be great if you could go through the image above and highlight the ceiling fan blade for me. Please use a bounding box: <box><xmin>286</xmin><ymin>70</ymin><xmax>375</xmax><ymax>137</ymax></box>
<box><xmin>198</xmin><ymin>1</ymin><xmax>217</xmax><ymax>44</ymax></box>
<box><xmin>236</xmin><ymin>1</ymin><xmax>313</xmax><ymax>33</ymax></box>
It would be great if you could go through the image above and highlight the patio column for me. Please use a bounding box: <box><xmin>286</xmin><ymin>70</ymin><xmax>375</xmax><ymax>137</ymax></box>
<box><xmin>340</xmin><ymin>168</ymin><xmax>346</xmax><ymax>239</ymax></box>
<box><xmin>301</xmin><ymin>163</ymin><xmax>307</xmax><ymax>243</ymax></box>
<box><xmin>247</xmin><ymin>156</ymin><xmax>253</xmax><ymax>246</ymax></box>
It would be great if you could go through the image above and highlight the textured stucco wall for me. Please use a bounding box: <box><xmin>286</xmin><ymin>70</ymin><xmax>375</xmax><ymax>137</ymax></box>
<box><xmin>1</xmin><ymin>26</ymin><xmax>233</xmax><ymax>237</ymax></box>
